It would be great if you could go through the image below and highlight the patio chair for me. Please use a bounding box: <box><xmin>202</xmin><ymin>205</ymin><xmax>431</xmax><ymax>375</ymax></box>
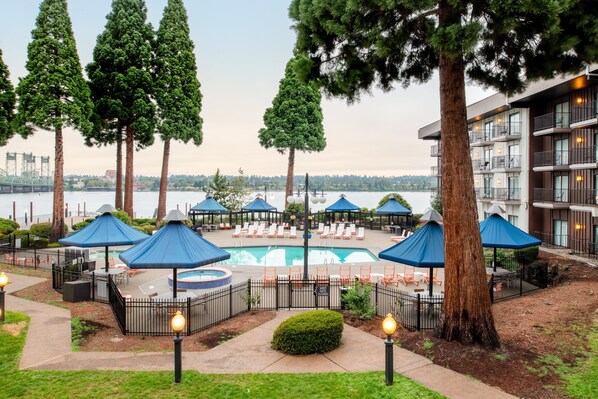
<box><xmin>317</xmin><ymin>223</ymin><xmax>325</xmax><ymax>234</ymax></box>
<box><xmin>289</xmin><ymin>266</ymin><xmax>302</xmax><ymax>287</ymax></box>
<box><xmin>333</xmin><ymin>228</ymin><xmax>344</xmax><ymax>239</ymax></box>
<box><xmin>267</xmin><ymin>223</ymin><xmax>278</xmax><ymax>238</ymax></box>
<box><xmin>349</xmin><ymin>223</ymin><xmax>356</xmax><ymax>235</ymax></box>
<box><xmin>289</xmin><ymin>226</ymin><xmax>297</xmax><ymax>238</ymax></box>
<box><xmin>493</xmin><ymin>282</ymin><xmax>504</xmax><ymax>299</ymax></box>
<box><xmin>339</xmin><ymin>265</ymin><xmax>352</xmax><ymax>285</ymax></box>
<box><xmin>382</xmin><ymin>265</ymin><xmax>398</xmax><ymax>286</ymax></box>
<box><xmin>225</xmin><ymin>222</ymin><xmax>231</xmax><ymax>229</ymax></box>
<box><xmin>356</xmin><ymin>227</ymin><xmax>365</xmax><ymax>240</ymax></box>
<box><xmin>329</xmin><ymin>224</ymin><xmax>337</xmax><ymax>236</ymax></box>
<box><xmin>255</xmin><ymin>225</ymin><xmax>265</xmax><ymax>238</ymax></box>
<box><xmin>424</xmin><ymin>269</ymin><xmax>443</xmax><ymax>287</ymax></box>
<box><xmin>358</xmin><ymin>265</ymin><xmax>371</xmax><ymax>284</ymax></box>
<box><xmin>219</xmin><ymin>223</ymin><xmax>225</xmax><ymax>230</ymax></box>
<box><xmin>232</xmin><ymin>225</ymin><xmax>242</xmax><ymax>238</ymax></box>
<box><xmin>264</xmin><ymin>266</ymin><xmax>277</xmax><ymax>287</ymax></box>
<box><xmin>342</xmin><ymin>229</ymin><xmax>352</xmax><ymax>239</ymax></box>
<box><xmin>397</xmin><ymin>266</ymin><xmax>419</xmax><ymax>286</ymax></box>
<box><xmin>338</xmin><ymin>223</ymin><xmax>345</xmax><ymax>233</ymax></box>
<box><xmin>276</xmin><ymin>225</ymin><xmax>285</xmax><ymax>238</ymax></box>
<box><xmin>320</xmin><ymin>225</ymin><xmax>330</xmax><ymax>238</ymax></box>
<box><xmin>245</xmin><ymin>225</ymin><xmax>256</xmax><ymax>238</ymax></box>
<box><xmin>315</xmin><ymin>266</ymin><xmax>329</xmax><ymax>285</ymax></box>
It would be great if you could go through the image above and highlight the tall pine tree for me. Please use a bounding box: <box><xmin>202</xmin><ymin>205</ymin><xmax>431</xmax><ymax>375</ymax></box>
<box><xmin>154</xmin><ymin>0</ymin><xmax>203</xmax><ymax>221</ymax></box>
<box><xmin>259</xmin><ymin>56</ymin><xmax>325</xmax><ymax>209</ymax></box>
<box><xmin>290</xmin><ymin>0</ymin><xmax>598</xmax><ymax>347</ymax></box>
<box><xmin>16</xmin><ymin>0</ymin><xmax>92</xmax><ymax>242</ymax></box>
<box><xmin>0</xmin><ymin>49</ymin><xmax>16</xmax><ymax>146</ymax></box>
<box><xmin>87</xmin><ymin>0</ymin><xmax>155</xmax><ymax>218</ymax></box>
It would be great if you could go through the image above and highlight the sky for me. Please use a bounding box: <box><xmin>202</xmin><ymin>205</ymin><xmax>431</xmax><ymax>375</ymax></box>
<box><xmin>0</xmin><ymin>0</ymin><xmax>494</xmax><ymax>177</ymax></box>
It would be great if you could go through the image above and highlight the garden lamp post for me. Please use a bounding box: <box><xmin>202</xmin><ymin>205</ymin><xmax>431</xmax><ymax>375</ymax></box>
<box><xmin>171</xmin><ymin>310</ymin><xmax>186</xmax><ymax>383</ymax></box>
<box><xmin>287</xmin><ymin>173</ymin><xmax>326</xmax><ymax>280</ymax></box>
<box><xmin>0</xmin><ymin>272</ymin><xmax>9</xmax><ymax>322</ymax></box>
<box><xmin>382</xmin><ymin>313</ymin><xmax>397</xmax><ymax>386</ymax></box>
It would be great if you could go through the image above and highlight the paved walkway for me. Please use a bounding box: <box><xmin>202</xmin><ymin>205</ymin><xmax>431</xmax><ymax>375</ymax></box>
<box><xmin>4</xmin><ymin>273</ymin><xmax>515</xmax><ymax>399</ymax></box>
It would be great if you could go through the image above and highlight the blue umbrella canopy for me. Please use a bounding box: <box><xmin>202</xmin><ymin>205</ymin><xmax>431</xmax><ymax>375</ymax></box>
<box><xmin>242</xmin><ymin>197</ymin><xmax>276</xmax><ymax>211</ymax></box>
<box><xmin>375</xmin><ymin>197</ymin><xmax>412</xmax><ymax>215</ymax></box>
<box><xmin>378</xmin><ymin>221</ymin><xmax>444</xmax><ymax>267</ymax></box>
<box><xmin>189</xmin><ymin>196</ymin><xmax>227</xmax><ymax>213</ymax></box>
<box><xmin>480</xmin><ymin>214</ymin><xmax>541</xmax><ymax>249</ymax></box>
<box><xmin>325</xmin><ymin>195</ymin><xmax>360</xmax><ymax>212</ymax></box>
<box><xmin>58</xmin><ymin>205</ymin><xmax>149</xmax><ymax>272</ymax></box>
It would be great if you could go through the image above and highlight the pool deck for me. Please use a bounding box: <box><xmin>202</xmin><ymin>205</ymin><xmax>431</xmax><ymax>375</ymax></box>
<box><xmin>113</xmin><ymin>228</ymin><xmax>445</xmax><ymax>298</ymax></box>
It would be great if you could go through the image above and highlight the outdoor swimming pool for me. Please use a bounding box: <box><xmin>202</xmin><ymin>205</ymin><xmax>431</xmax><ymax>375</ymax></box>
<box><xmin>220</xmin><ymin>246</ymin><xmax>378</xmax><ymax>267</ymax></box>
<box><xmin>169</xmin><ymin>267</ymin><xmax>232</xmax><ymax>289</ymax></box>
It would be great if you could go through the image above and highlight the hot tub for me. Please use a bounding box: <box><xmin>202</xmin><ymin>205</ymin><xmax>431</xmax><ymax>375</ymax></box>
<box><xmin>168</xmin><ymin>267</ymin><xmax>232</xmax><ymax>290</ymax></box>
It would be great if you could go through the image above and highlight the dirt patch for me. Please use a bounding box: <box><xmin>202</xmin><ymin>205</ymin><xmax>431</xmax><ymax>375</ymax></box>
<box><xmin>2</xmin><ymin>320</ymin><xmax>27</xmax><ymax>336</ymax></box>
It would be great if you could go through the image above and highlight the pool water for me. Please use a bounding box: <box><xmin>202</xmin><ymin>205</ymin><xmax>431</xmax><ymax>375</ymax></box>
<box><xmin>220</xmin><ymin>246</ymin><xmax>378</xmax><ymax>267</ymax></box>
<box><xmin>178</xmin><ymin>269</ymin><xmax>226</xmax><ymax>281</ymax></box>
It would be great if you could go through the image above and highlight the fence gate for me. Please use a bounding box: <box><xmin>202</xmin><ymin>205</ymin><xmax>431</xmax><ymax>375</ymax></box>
<box><xmin>275</xmin><ymin>278</ymin><xmax>331</xmax><ymax>309</ymax></box>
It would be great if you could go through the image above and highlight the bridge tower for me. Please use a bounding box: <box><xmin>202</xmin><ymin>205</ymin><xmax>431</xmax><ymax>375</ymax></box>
<box><xmin>22</xmin><ymin>153</ymin><xmax>36</xmax><ymax>178</ymax></box>
<box><xmin>6</xmin><ymin>152</ymin><xmax>17</xmax><ymax>176</ymax></box>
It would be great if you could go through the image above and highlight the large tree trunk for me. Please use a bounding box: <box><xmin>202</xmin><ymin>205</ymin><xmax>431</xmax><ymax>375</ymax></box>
<box><xmin>434</xmin><ymin>0</ymin><xmax>500</xmax><ymax>348</ymax></box>
<box><xmin>285</xmin><ymin>148</ymin><xmax>295</xmax><ymax>209</ymax></box>
<box><xmin>50</xmin><ymin>125</ymin><xmax>65</xmax><ymax>242</ymax></box>
<box><xmin>115</xmin><ymin>126</ymin><xmax>123</xmax><ymax>210</ymax></box>
<box><xmin>157</xmin><ymin>138</ymin><xmax>170</xmax><ymax>220</ymax></box>
<box><xmin>124</xmin><ymin>124</ymin><xmax>134</xmax><ymax>219</ymax></box>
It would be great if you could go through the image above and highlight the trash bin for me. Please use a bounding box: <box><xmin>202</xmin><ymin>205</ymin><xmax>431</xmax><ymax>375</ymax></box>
<box><xmin>63</xmin><ymin>280</ymin><xmax>91</xmax><ymax>302</ymax></box>
<box><xmin>340</xmin><ymin>287</ymin><xmax>349</xmax><ymax>310</ymax></box>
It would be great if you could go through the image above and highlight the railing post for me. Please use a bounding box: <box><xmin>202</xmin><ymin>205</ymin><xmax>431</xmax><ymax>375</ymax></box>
<box><xmin>416</xmin><ymin>293</ymin><xmax>421</xmax><ymax>331</ymax></box>
<box><xmin>275</xmin><ymin>277</ymin><xmax>279</xmax><ymax>310</ymax></box>
<box><xmin>246</xmin><ymin>279</ymin><xmax>251</xmax><ymax>312</ymax></box>
<box><xmin>33</xmin><ymin>247</ymin><xmax>37</xmax><ymax>270</ymax></box>
<box><xmin>520</xmin><ymin>264</ymin><xmax>524</xmax><ymax>296</ymax></box>
<box><xmin>375</xmin><ymin>283</ymin><xmax>379</xmax><ymax>310</ymax></box>
<box><xmin>187</xmin><ymin>297</ymin><xmax>191</xmax><ymax>336</ymax></box>
<box><xmin>229</xmin><ymin>284</ymin><xmax>233</xmax><ymax>319</ymax></box>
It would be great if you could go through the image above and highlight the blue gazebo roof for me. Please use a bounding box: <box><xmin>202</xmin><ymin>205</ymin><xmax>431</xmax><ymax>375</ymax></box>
<box><xmin>378</xmin><ymin>221</ymin><xmax>444</xmax><ymax>267</ymax></box>
<box><xmin>119</xmin><ymin>221</ymin><xmax>230</xmax><ymax>269</ymax></box>
<box><xmin>325</xmin><ymin>196</ymin><xmax>360</xmax><ymax>212</ymax></box>
<box><xmin>375</xmin><ymin>197</ymin><xmax>412</xmax><ymax>215</ymax></box>
<box><xmin>242</xmin><ymin>197</ymin><xmax>276</xmax><ymax>211</ymax></box>
<box><xmin>58</xmin><ymin>213</ymin><xmax>149</xmax><ymax>247</ymax></box>
<box><xmin>480</xmin><ymin>214</ymin><xmax>542</xmax><ymax>249</ymax></box>
<box><xmin>189</xmin><ymin>196</ymin><xmax>227</xmax><ymax>213</ymax></box>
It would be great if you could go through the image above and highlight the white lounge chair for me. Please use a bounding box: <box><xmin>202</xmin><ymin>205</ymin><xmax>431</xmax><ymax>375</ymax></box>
<box><xmin>232</xmin><ymin>225</ymin><xmax>241</xmax><ymax>238</ymax></box>
<box><xmin>289</xmin><ymin>226</ymin><xmax>297</xmax><ymax>238</ymax></box>
<box><xmin>333</xmin><ymin>228</ymin><xmax>344</xmax><ymax>239</ymax></box>
<box><xmin>317</xmin><ymin>223</ymin><xmax>325</xmax><ymax>234</ymax></box>
<box><xmin>329</xmin><ymin>224</ymin><xmax>337</xmax><ymax>236</ymax></box>
<box><xmin>255</xmin><ymin>225</ymin><xmax>265</xmax><ymax>238</ymax></box>
<box><xmin>267</xmin><ymin>223</ymin><xmax>277</xmax><ymax>238</ymax></box>
<box><xmin>342</xmin><ymin>229</ymin><xmax>352</xmax><ymax>239</ymax></box>
<box><xmin>245</xmin><ymin>225</ymin><xmax>256</xmax><ymax>238</ymax></box>
<box><xmin>356</xmin><ymin>227</ymin><xmax>365</xmax><ymax>240</ymax></box>
<box><xmin>276</xmin><ymin>225</ymin><xmax>285</xmax><ymax>238</ymax></box>
<box><xmin>320</xmin><ymin>225</ymin><xmax>330</xmax><ymax>238</ymax></box>
<box><xmin>349</xmin><ymin>223</ymin><xmax>356</xmax><ymax>235</ymax></box>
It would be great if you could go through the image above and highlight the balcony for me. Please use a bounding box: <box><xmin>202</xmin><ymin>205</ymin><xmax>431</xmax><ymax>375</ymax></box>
<box><xmin>569</xmin><ymin>189</ymin><xmax>598</xmax><ymax>206</ymax></box>
<box><xmin>533</xmin><ymin>188</ymin><xmax>570</xmax><ymax>209</ymax></box>
<box><xmin>491</xmin><ymin>122</ymin><xmax>522</xmax><ymax>142</ymax></box>
<box><xmin>475</xmin><ymin>187</ymin><xmax>495</xmax><ymax>201</ymax></box>
<box><xmin>472</xmin><ymin>158</ymin><xmax>493</xmax><ymax>173</ymax></box>
<box><xmin>430</xmin><ymin>143</ymin><xmax>442</xmax><ymax>157</ymax></box>
<box><xmin>469</xmin><ymin>130</ymin><xmax>493</xmax><ymax>147</ymax></box>
<box><xmin>491</xmin><ymin>155</ymin><xmax>521</xmax><ymax>171</ymax></box>
<box><xmin>493</xmin><ymin>188</ymin><xmax>521</xmax><ymax>202</ymax></box>
<box><xmin>569</xmin><ymin>146</ymin><xmax>597</xmax><ymax>168</ymax></box>
<box><xmin>532</xmin><ymin>150</ymin><xmax>569</xmax><ymax>171</ymax></box>
<box><xmin>570</xmin><ymin>100</ymin><xmax>598</xmax><ymax>129</ymax></box>
<box><xmin>533</xmin><ymin>112</ymin><xmax>571</xmax><ymax>136</ymax></box>
<box><xmin>430</xmin><ymin>165</ymin><xmax>441</xmax><ymax>176</ymax></box>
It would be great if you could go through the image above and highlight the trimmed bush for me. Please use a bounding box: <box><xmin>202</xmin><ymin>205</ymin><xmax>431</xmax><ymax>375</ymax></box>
<box><xmin>272</xmin><ymin>310</ymin><xmax>343</xmax><ymax>355</ymax></box>
<box><xmin>29</xmin><ymin>222</ymin><xmax>52</xmax><ymax>239</ymax></box>
<box><xmin>112</xmin><ymin>210</ymin><xmax>131</xmax><ymax>225</ymax></box>
<box><xmin>33</xmin><ymin>238</ymin><xmax>49</xmax><ymax>249</ymax></box>
<box><xmin>72</xmin><ymin>221</ymin><xmax>90</xmax><ymax>231</ymax></box>
<box><xmin>514</xmin><ymin>246</ymin><xmax>539</xmax><ymax>265</ymax></box>
<box><xmin>0</xmin><ymin>218</ymin><xmax>19</xmax><ymax>234</ymax></box>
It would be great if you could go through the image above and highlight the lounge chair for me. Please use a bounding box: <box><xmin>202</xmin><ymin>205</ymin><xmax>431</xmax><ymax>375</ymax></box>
<box><xmin>339</xmin><ymin>265</ymin><xmax>352</xmax><ymax>285</ymax></box>
<box><xmin>356</xmin><ymin>227</ymin><xmax>365</xmax><ymax>240</ymax></box>
<box><xmin>349</xmin><ymin>223</ymin><xmax>356</xmax><ymax>235</ymax></box>
<box><xmin>289</xmin><ymin>226</ymin><xmax>297</xmax><ymax>238</ymax></box>
<box><xmin>333</xmin><ymin>228</ymin><xmax>344</xmax><ymax>239</ymax></box>
<box><xmin>342</xmin><ymin>229</ymin><xmax>352</xmax><ymax>239</ymax></box>
<box><xmin>493</xmin><ymin>282</ymin><xmax>504</xmax><ymax>299</ymax></box>
<box><xmin>424</xmin><ymin>268</ymin><xmax>443</xmax><ymax>287</ymax></box>
<box><xmin>320</xmin><ymin>225</ymin><xmax>330</xmax><ymax>238</ymax></box>
<box><xmin>264</xmin><ymin>266</ymin><xmax>277</xmax><ymax>287</ymax></box>
<box><xmin>276</xmin><ymin>225</ymin><xmax>285</xmax><ymax>238</ymax></box>
<box><xmin>219</xmin><ymin>223</ymin><xmax>225</xmax><ymax>230</ymax></box>
<box><xmin>225</xmin><ymin>222</ymin><xmax>231</xmax><ymax>229</ymax></box>
<box><xmin>397</xmin><ymin>265</ymin><xmax>419</xmax><ymax>286</ymax></box>
<box><xmin>317</xmin><ymin>223</ymin><xmax>325</xmax><ymax>234</ymax></box>
<box><xmin>382</xmin><ymin>265</ymin><xmax>398</xmax><ymax>286</ymax></box>
<box><xmin>267</xmin><ymin>223</ymin><xmax>277</xmax><ymax>238</ymax></box>
<box><xmin>232</xmin><ymin>225</ymin><xmax>242</xmax><ymax>238</ymax></box>
<box><xmin>245</xmin><ymin>225</ymin><xmax>256</xmax><ymax>238</ymax></box>
<box><xmin>255</xmin><ymin>225</ymin><xmax>265</xmax><ymax>238</ymax></box>
<box><xmin>242</xmin><ymin>222</ymin><xmax>249</xmax><ymax>231</ymax></box>
<box><xmin>315</xmin><ymin>266</ymin><xmax>329</xmax><ymax>285</ymax></box>
<box><xmin>358</xmin><ymin>265</ymin><xmax>371</xmax><ymax>284</ymax></box>
<box><xmin>329</xmin><ymin>224</ymin><xmax>337</xmax><ymax>237</ymax></box>
<box><xmin>337</xmin><ymin>223</ymin><xmax>345</xmax><ymax>234</ymax></box>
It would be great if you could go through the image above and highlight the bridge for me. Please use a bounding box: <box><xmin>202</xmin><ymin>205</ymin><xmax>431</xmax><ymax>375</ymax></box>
<box><xmin>0</xmin><ymin>152</ymin><xmax>53</xmax><ymax>193</ymax></box>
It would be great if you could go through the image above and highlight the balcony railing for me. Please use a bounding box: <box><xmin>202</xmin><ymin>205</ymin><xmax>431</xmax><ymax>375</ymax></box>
<box><xmin>570</xmin><ymin>146</ymin><xmax>596</xmax><ymax>165</ymax></box>
<box><xmin>493</xmin><ymin>188</ymin><xmax>521</xmax><ymax>201</ymax></box>
<box><xmin>569</xmin><ymin>189</ymin><xmax>598</xmax><ymax>206</ymax></box>
<box><xmin>533</xmin><ymin>150</ymin><xmax>569</xmax><ymax>167</ymax></box>
<box><xmin>472</xmin><ymin>158</ymin><xmax>492</xmax><ymax>171</ymax></box>
<box><xmin>430</xmin><ymin>143</ymin><xmax>442</xmax><ymax>157</ymax></box>
<box><xmin>533</xmin><ymin>111</ymin><xmax>570</xmax><ymax>132</ymax></box>
<box><xmin>491</xmin><ymin>155</ymin><xmax>522</xmax><ymax>170</ymax></box>
<box><xmin>534</xmin><ymin>188</ymin><xmax>569</xmax><ymax>203</ymax></box>
<box><xmin>469</xmin><ymin>131</ymin><xmax>492</xmax><ymax>144</ymax></box>
<box><xmin>571</xmin><ymin>100</ymin><xmax>598</xmax><ymax>124</ymax></box>
<box><xmin>491</xmin><ymin>122</ymin><xmax>522</xmax><ymax>140</ymax></box>
<box><xmin>534</xmin><ymin>232</ymin><xmax>568</xmax><ymax>249</ymax></box>
<box><xmin>475</xmin><ymin>187</ymin><xmax>494</xmax><ymax>200</ymax></box>
<box><xmin>430</xmin><ymin>165</ymin><xmax>441</xmax><ymax>176</ymax></box>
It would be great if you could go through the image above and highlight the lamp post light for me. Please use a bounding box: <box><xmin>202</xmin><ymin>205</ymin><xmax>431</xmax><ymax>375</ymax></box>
<box><xmin>0</xmin><ymin>272</ymin><xmax>9</xmax><ymax>322</ymax></box>
<box><xmin>171</xmin><ymin>310</ymin><xmax>186</xmax><ymax>383</ymax></box>
<box><xmin>382</xmin><ymin>313</ymin><xmax>398</xmax><ymax>386</ymax></box>
<box><xmin>287</xmin><ymin>173</ymin><xmax>326</xmax><ymax>280</ymax></box>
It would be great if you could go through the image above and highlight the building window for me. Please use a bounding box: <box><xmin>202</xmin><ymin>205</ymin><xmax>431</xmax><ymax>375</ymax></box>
<box><xmin>554</xmin><ymin>220</ymin><xmax>568</xmax><ymax>247</ymax></box>
<box><xmin>554</xmin><ymin>175</ymin><xmax>569</xmax><ymax>202</ymax></box>
<box><xmin>555</xmin><ymin>101</ymin><xmax>569</xmax><ymax>127</ymax></box>
<box><xmin>508</xmin><ymin>144</ymin><xmax>520</xmax><ymax>168</ymax></box>
<box><xmin>484</xmin><ymin>121</ymin><xmax>494</xmax><ymax>140</ymax></box>
<box><xmin>483</xmin><ymin>177</ymin><xmax>492</xmax><ymax>198</ymax></box>
<box><xmin>484</xmin><ymin>147</ymin><xmax>493</xmax><ymax>169</ymax></box>
<box><xmin>508</xmin><ymin>176</ymin><xmax>520</xmax><ymax>200</ymax></box>
<box><xmin>508</xmin><ymin>215</ymin><xmax>519</xmax><ymax>227</ymax></box>
<box><xmin>509</xmin><ymin>113</ymin><xmax>520</xmax><ymax>134</ymax></box>
<box><xmin>554</xmin><ymin>138</ymin><xmax>569</xmax><ymax>165</ymax></box>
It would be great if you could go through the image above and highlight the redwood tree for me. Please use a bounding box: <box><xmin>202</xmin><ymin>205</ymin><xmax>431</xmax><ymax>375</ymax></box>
<box><xmin>16</xmin><ymin>0</ymin><xmax>92</xmax><ymax>242</ymax></box>
<box><xmin>86</xmin><ymin>0</ymin><xmax>155</xmax><ymax>218</ymax></box>
<box><xmin>290</xmin><ymin>0</ymin><xmax>598</xmax><ymax>347</ymax></box>
<box><xmin>154</xmin><ymin>0</ymin><xmax>203</xmax><ymax>220</ymax></box>
<box><xmin>0</xmin><ymin>49</ymin><xmax>16</xmax><ymax>146</ymax></box>
<box><xmin>258</xmin><ymin>57</ymin><xmax>326</xmax><ymax>209</ymax></box>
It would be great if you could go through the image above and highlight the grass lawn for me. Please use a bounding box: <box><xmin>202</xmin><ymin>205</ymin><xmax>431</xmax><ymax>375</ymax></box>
<box><xmin>0</xmin><ymin>311</ymin><xmax>445</xmax><ymax>399</ymax></box>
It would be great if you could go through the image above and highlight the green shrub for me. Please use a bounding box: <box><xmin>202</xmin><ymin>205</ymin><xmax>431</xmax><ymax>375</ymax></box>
<box><xmin>272</xmin><ymin>310</ymin><xmax>343</xmax><ymax>355</ymax></box>
<box><xmin>514</xmin><ymin>246</ymin><xmax>539</xmax><ymax>265</ymax></box>
<box><xmin>29</xmin><ymin>222</ymin><xmax>52</xmax><ymax>239</ymax></box>
<box><xmin>72</xmin><ymin>221</ymin><xmax>90</xmax><ymax>231</ymax></box>
<box><xmin>133</xmin><ymin>218</ymin><xmax>156</xmax><ymax>226</ymax></box>
<box><xmin>133</xmin><ymin>224</ymin><xmax>155</xmax><ymax>235</ymax></box>
<box><xmin>85</xmin><ymin>218</ymin><xmax>95</xmax><ymax>223</ymax></box>
<box><xmin>33</xmin><ymin>238</ymin><xmax>49</xmax><ymax>249</ymax></box>
<box><xmin>342</xmin><ymin>283</ymin><xmax>376</xmax><ymax>320</ymax></box>
<box><xmin>112</xmin><ymin>209</ymin><xmax>131</xmax><ymax>225</ymax></box>
<box><xmin>47</xmin><ymin>242</ymin><xmax>62</xmax><ymax>248</ymax></box>
<box><xmin>0</xmin><ymin>218</ymin><xmax>19</xmax><ymax>234</ymax></box>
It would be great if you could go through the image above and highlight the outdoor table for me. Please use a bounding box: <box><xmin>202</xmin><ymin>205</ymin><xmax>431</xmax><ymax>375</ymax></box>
<box><xmin>487</xmin><ymin>267</ymin><xmax>516</xmax><ymax>288</ymax></box>
<box><xmin>388</xmin><ymin>225</ymin><xmax>403</xmax><ymax>235</ymax></box>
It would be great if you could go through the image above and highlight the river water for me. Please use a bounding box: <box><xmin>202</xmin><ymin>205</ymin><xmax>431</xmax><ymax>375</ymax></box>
<box><xmin>2</xmin><ymin>190</ymin><xmax>432</xmax><ymax>223</ymax></box>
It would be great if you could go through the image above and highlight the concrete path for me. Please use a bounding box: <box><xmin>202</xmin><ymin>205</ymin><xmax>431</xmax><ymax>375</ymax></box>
<box><xmin>3</xmin><ymin>273</ymin><xmax>515</xmax><ymax>399</ymax></box>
